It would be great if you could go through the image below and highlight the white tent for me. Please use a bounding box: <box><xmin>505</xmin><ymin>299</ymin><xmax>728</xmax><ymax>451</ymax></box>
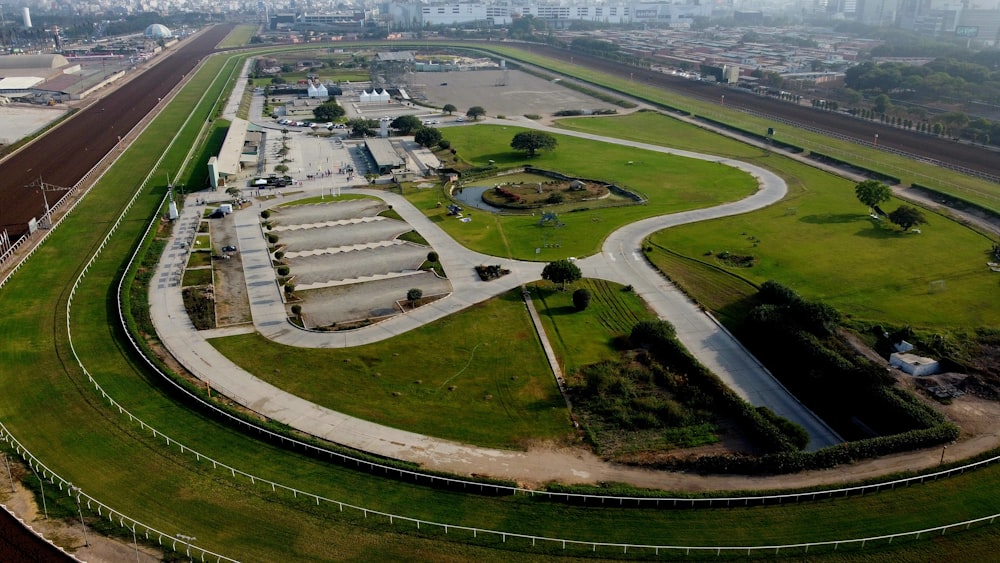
<box><xmin>376</xmin><ymin>89</ymin><xmax>390</xmax><ymax>102</ymax></box>
<box><xmin>307</xmin><ymin>81</ymin><xmax>328</xmax><ymax>98</ymax></box>
<box><xmin>359</xmin><ymin>90</ymin><xmax>372</xmax><ymax>104</ymax></box>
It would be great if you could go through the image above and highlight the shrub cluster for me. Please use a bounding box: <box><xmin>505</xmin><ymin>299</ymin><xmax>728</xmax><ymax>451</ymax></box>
<box><xmin>629</xmin><ymin>320</ymin><xmax>804</xmax><ymax>454</ymax></box>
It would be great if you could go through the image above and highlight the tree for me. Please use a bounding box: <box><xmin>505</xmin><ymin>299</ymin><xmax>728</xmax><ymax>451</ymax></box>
<box><xmin>313</xmin><ymin>100</ymin><xmax>345</xmax><ymax>122</ymax></box>
<box><xmin>427</xmin><ymin>251</ymin><xmax>439</xmax><ymax>263</ymax></box>
<box><xmin>407</xmin><ymin>288</ymin><xmax>423</xmax><ymax>304</ymax></box>
<box><xmin>888</xmin><ymin>205</ymin><xmax>927</xmax><ymax>231</ymax></box>
<box><xmin>348</xmin><ymin>118</ymin><xmax>377</xmax><ymax>138</ymax></box>
<box><xmin>442</xmin><ymin>103</ymin><xmax>457</xmax><ymax>115</ymax></box>
<box><xmin>854</xmin><ymin>180</ymin><xmax>891</xmax><ymax>213</ymax></box>
<box><xmin>466</xmin><ymin>106</ymin><xmax>486</xmax><ymax>121</ymax></box>
<box><xmin>414</xmin><ymin>127</ymin><xmax>442</xmax><ymax>148</ymax></box>
<box><xmin>872</xmin><ymin>94</ymin><xmax>891</xmax><ymax>115</ymax></box>
<box><xmin>541</xmin><ymin>259</ymin><xmax>581</xmax><ymax>290</ymax></box>
<box><xmin>391</xmin><ymin>115</ymin><xmax>422</xmax><ymax>134</ymax></box>
<box><xmin>572</xmin><ymin>288</ymin><xmax>591</xmax><ymax>311</ymax></box>
<box><xmin>510</xmin><ymin>131</ymin><xmax>557</xmax><ymax>157</ymax></box>
<box><xmin>225</xmin><ymin>187</ymin><xmax>241</xmax><ymax>199</ymax></box>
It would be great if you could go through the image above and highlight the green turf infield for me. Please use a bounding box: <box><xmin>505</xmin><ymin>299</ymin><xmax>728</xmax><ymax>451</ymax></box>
<box><xmin>405</xmin><ymin>123</ymin><xmax>756</xmax><ymax>261</ymax></box>
<box><xmin>557</xmin><ymin>112</ymin><xmax>999</xmax><ymax>330</ymax></box>
<box><xmin>2</xmin><ymin>44</ymin><xmax>1000</xmax><ymax>562</ymax></box>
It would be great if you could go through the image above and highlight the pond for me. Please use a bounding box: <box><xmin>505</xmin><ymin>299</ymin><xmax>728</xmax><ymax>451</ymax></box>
<box><xmin>451</xmin><ymin>186</ymin><xmax>503</xmax><ymax>213</ymax></box>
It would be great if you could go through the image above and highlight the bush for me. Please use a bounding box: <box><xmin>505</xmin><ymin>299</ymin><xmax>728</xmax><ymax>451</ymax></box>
<box><xmin>260</xmin><ymin>210</ymin><xmax>271</xmax><ymax>219</ymax></box>
<box><xmin>284</xmin><ymin>283</ymin><xmax>295</xmax><ymax>294</ymax></box>
<box><xmin>277</xmin><ymin>265</ymin><xmax>290</xmax><ymax>276</ymax></box>
<box><xmin>274</xmin><ymin>250</ymin><xmax>284</xmax><ymax>260</ymax></box>
<box><xmin>266</xmin><ymin>233</ymin><xmax>279</xmax><ymax>244</ymax></box>
<box><xmin>291</xmin><ymin>304</ymin><xmax>302</xmax><ymax>316</ymax></box>
<box><xmin>407</xmin><ymin>288</ymin><xmax>423</xmax><ymax>303</ymax></box>
<box><xmin>427</xmin><ymin>251</ymin><xmax>439</xmax><ymax>263</ymax></box>
<box><xmin>438</xmin><ymin>139</ymin><xmax>451</xmax><ymax>149</ymax></box>
<box><xmin>572</xmin><ymin>288</ymin><xmax>591</xmax><ymax>311</ymax></box>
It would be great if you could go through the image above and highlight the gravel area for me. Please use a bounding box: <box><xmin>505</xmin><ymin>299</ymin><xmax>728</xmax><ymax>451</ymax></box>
<box><xmin>271</xmin><ymin>199</ymin><xmax>387</xmax><ymax>225</ymax></box>
<box><xmin>288</xmin><ymin>243</ymin><xmax>427</xmax><ymax>286</ymax></box>
<box><xmin>417</xmin><ymin>69</ymin><xmax>617</xmax><ymax>118</ymax></box>
<box><xmin>296</xmin><ymin>271</ymin><xmax>451</xmax><ymax>328</ymax></box>
<box><xmin>276</xmin><ymin>219</ymin><xmax>412</xmax><ymax>252</ymax></box>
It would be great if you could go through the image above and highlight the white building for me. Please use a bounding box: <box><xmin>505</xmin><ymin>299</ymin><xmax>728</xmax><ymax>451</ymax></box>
<box><xmin>890</xmin><ymin>352</ymin><xmax>941</xmax><ymax>377</ymax></box>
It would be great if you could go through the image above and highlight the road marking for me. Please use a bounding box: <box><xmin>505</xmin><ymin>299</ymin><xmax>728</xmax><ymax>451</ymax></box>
<box><xmin>632</xmin><ymin>252</ymin><xmax>641</xmax><ymax>261</ymax></box>
<box><xmin>606</xmin><ymin>253</ymin><xmax>615</xmax><ymax>262</ymax></box>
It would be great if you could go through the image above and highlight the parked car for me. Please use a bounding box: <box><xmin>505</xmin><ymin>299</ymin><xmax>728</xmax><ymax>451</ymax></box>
<box><xmin>221</xmin><ymin>245</ymin><xmax>237</xmax><ymax>252</ymax></box>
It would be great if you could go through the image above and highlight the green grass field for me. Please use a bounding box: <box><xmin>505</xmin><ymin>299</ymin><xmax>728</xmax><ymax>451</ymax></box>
<box><xmin>557</xmin><ymin>112</ymin><xmax>1000</xmax><ymax>330</ymax></box>
<box><xmin>530</xmin><ymin>279</ymin><xmax>654</xmax><ymax>375</ymax></box>
<box><xmin>210</xmin><ymin>289</ymin><xmax>569</xmax><ymax>448</ymax></box>
<box><xmin>406</xmin><ymin>124</ymin><xmax>755</xmax><ymax>260</ymax></box>
<box><xmin>216</xmin><ymin>24</ymin><xmax>257</xmax><ymax>49</ymax></box>
<box><xmin>3</xmin><ymin>43</ymin><xmax>1000</xmax><ymax>562</ymax></box>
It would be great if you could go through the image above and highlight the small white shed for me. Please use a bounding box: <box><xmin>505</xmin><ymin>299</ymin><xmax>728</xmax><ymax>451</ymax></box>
<box><xmin>890</xmin><ymin>352</ymin><xmax>940</xmax><ymax>376</ymax></box>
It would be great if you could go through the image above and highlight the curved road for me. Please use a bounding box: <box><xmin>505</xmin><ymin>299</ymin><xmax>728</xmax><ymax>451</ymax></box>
<box><xmin>149</xmin><ymin>115</ymin><xmax>840</xmax><ymax>489</ymax></box>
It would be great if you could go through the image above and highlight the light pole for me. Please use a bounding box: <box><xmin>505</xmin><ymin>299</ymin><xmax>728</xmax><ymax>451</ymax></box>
<box><xmin>132</xmin><ymin>525</ymin><xmax>141</xmax><ymax>563</ymax></box>
<box><xmin>30</xmin><ymin>466</ymin><xmax>47</xmax><ymax>519</ymax></box>
<box><xmin>940</xmin><ymin>444</ymin><xmax>948</xmax><ymax>465</ymax></box>
<box><xmin>2</xmin><ymin>453</ymin><xmax>14</xmax><ymax>493</ymax></box>
<box><xmin>69</xmin><ymin>486</ymin><xmax>89</xmax><ymax>547</ymax></box>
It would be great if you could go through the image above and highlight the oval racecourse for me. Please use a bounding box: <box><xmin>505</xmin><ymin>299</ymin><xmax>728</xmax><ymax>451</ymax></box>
<box><xmin>3</xmin><ymin>28</ymin><xmax>1000</xmax><ymax>562</ymax></box>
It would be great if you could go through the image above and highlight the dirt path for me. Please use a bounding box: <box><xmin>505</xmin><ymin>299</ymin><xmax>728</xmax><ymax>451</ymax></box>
<box><xmin>0</xmin><ymin>460</ymin><xmax>163</xmax><ymax>562</ymax></box>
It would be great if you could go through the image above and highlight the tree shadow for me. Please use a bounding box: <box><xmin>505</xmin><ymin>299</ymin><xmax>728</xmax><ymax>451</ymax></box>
<box><xmin>798</xmin><ymin>213</ymin><xmax>867</xmax><ymax>225</ymax></box>
<box><xmin>544</xmin><ymin>305</ymin><xmax>579</xmax><ymax>317</ymax></box>
<box><xmin>854</xmin><ymin>226</ymin><xmax>901</xmax><ymax>239</ymax></box>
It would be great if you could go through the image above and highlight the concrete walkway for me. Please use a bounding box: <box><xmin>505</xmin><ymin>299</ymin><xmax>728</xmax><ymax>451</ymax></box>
<box><xmin>148</xmin><ymin>119</ymin><xmax>841</xmax><ymax>487</ymax></box>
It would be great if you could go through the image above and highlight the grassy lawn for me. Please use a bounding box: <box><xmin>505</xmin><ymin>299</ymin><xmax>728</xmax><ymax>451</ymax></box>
<box><xmin>182</xmin><ymin>267</ymin><xmax>213</xmax><ymax>287</ymax></box>
<box><xmin>649</xmin><ymin>165</ymin><xmax>999</xmax><ymax>329</ymax></box>
<box><xmin>216</xmin><ymin>24</ymin><xmax>257</xmax><ymax>48</ymax></box>
<box><xmin>211</xmin><ymin>288</ymin><xmax>569</xmax><ymax>448</ymax></box>
<box><xmin>5</xmin><ymin>42</ymin><xmax>1000</xmax><ymax>562</ymax></box>
<box><xmin>192</xmin><ymin>233</ymin><xmax>211</xmax><ymax>250</ymax></box>
<box><xmin>406</xmin><ymin>123</ymin><xmax>756</xmax><ymax>260</ymax></box>
<box><xmin>277</xmin><ymin>193</ymin><xmax>373</xmax><ymax>207</ymax></box>
<box><xmin>186</xmin><ymin>251</ymin><xmax>212</xmax><ymax>268</ymax></box>
<box><xmin>530</xmin><ymin>278</ymin><xmax>654</xmax><ymax>375</ymax></box>
<box><xmin>555</xmin><ymin>112</ymin><xmax>1000</xmax><ymax>330</ymax></box>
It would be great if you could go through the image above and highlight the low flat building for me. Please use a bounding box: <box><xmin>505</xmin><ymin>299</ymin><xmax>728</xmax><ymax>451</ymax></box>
<box><xmin>890</xmin><ymin>352</ymin><xmax>941</xmax><ymax>376</ymax></box>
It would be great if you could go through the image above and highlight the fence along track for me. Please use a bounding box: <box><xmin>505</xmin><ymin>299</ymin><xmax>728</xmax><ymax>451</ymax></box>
<box><xmin>11</xmin><ymin>50</ymin><xmax>1000</xmax><ymax>560</ymax></box>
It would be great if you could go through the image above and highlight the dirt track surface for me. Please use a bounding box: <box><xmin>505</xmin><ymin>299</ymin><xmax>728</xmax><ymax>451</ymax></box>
<box><xmin>0</xmin><ymin>25</ymin><xmax>233</xmax><ymax>238</ymax></box>
<box><xmin>0</xmin><ymin>24</ymin><xmax>232</xmax><ymax>559</ymax></box>
<box><xmin>519</xmin><ymin>43</ymin><xmax>1000</xmax><ymax>179</ymax></box>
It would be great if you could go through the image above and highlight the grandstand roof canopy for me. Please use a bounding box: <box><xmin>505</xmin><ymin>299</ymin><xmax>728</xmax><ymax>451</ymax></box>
<box><xmin>364</xmin><ymin>138</ymin><xmax>405</xmax><ymax>172</ymax></box>
<box><xmin>0</xmin><ymin>54</ymin><xmax>69</xmax><ymax>70</ymax></box>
